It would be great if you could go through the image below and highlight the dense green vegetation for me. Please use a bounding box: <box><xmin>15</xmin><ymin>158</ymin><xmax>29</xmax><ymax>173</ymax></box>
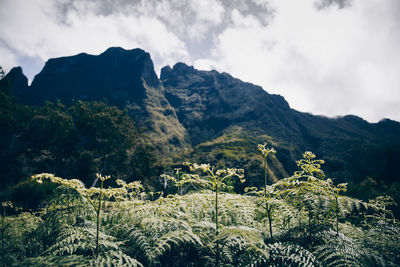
<box><xmin>1</xmin><ymin>149</ymin><xmax>399</xmax><ymax>266</ymax></box>
<box><xmin>0</xmin><ymin>76</ymin><xmax>159</xmax><ymax>208</ymax></box>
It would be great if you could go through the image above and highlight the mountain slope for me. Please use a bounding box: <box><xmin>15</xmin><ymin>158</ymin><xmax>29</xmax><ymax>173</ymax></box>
<box><xmin>2</xmin><ymin>47</ymin><xmax>400</xmax><ymax>192</ymax></box>
<box><xmin>9</xmin><ymin>47</ymin><xmax>189</xmax><ymax>154</ymax></box>
<box><xmin>161</xmin><ymin>62</ymin><xmax>400</xmax><ymax>188</ymax></box>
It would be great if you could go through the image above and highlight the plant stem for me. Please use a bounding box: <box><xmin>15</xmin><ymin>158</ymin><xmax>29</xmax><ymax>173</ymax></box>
<box><xmin>95</xmin><ymin>179</ymin><xmax>103</xmax><ymax>258</ymax></box>
<box><xmin>335</xmin><ymin>195</ymin><xmax>339</xmax><ymax>236</ymax></box>
<box><xmin>215</xmin><ymin>180</ymin><xmax>219</xmax><ymax>267</ymax></box>
<box><xmin>264</xmin><ymin>159</ymin><xmax>273</xmax><ymax>241</ymax></box>
<box><xmin>1</xmin><ymin>207</ymin><xmax>5</xmax><ymax>266</ymax></box>
<box><xmin>177</xmin><ymin>172</ymin><xmax>181</xmax><ymax>196</ymax></box>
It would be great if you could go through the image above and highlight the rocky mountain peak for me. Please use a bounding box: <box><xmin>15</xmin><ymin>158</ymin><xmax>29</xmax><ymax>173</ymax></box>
<box><xmin>160</xmin><ymin>62</ymin><xmax>198</xmax><ymax>82</ymax></box>
<box><xmin>3</xmin><ymin>66</ymin><xmax>28</xmax><ymax>85</ymax></box>
<box><xmin>22</xmin><ymin>47</ymin><xmax>161</xmax><ymax>106</ymax></box>
<box><xmin>0</xmin><ymin>66</ymin><xmax>29</xmax><ymax>101</ymax></box>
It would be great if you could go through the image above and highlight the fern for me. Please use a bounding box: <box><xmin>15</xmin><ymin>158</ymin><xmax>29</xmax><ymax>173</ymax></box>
<box><xmin>17</xmin><ymin>253</ymin><xmax>143</xmax><ymax>267</ymax></box>
<box><xmin>338</xmin><ymin>196</ymin><xmax>370</xmax><ymax>216</ymax></box>
<box><xmin>254</xmin><ymin>242</ymin><xmax>320</xmax><ymax>267</ymax></box>
<box><xmin>361</xmin><ymin>220</ymin><xmax>400</xmax><ymax>265</ymax></box>
<box><xmin>1</xmin><ymin>212</ymin><xmax>42</xmax><ymax>265</ymax></box>
<box><xmin>154</xmin><ymin>230</ymin><xmax>204</xmax><ymax>266</ymax></box>
<box><xmin>92</xmin><ymin>251</ymin><xmax>143</xmax><ymax>267</ymax></box>
<box><xmin>16</xmin><ymin>255</ymin><xmax>91</xmax><ymax>266</ymax></box>
<box><xmin>44</xmin><ymin>222</ymin><xmax>120</xmax><ymax>257</ymax></box>
<box><xmin>216</xmin><ymin>225</ymin><xmax>267</xmax><ymax>266</ymax></box>
<box><xmin>314</xmin><ymin>229</ymin><xmax>383</xmax><ymax>267</ymax></box>
<box><xmin>3</xmin><ymin>152</ymin><xmax>399</xmax><ymax>267</ymax></box>
<box><xmin>112</xmin><ymin>214</ymin><xmax>203</xmax><ymax>266</ymax></box>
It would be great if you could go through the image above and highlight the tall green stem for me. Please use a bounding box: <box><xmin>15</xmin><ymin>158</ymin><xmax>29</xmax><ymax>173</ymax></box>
<box><xmin>95</xmin><ymin>179</ymin><xmax>103</xmax><ymax>258</ymax></box>
<box><xmin>264</xmin><ymin>160</ymin><xmax>273</xmax><ymax>241</ymax></box>
<box><xmin>215</xmin><ymin>179</ymin><xmax>220</xmax><ymax>267</ymax></box>
<box><xmin>1</xmin><ymin>207</ymin><xmax>5</xmax><ymax>266</ymax></box>
<box><xmin>184</xmin><ymin>163</ymin><xmax>243</xmax><ymax>267</ymax></box>
<box><xmin>177</xmin><ymin>172</ymin><xmax>181</xmax><ymax>196</ymax></box>
<box><xmin>335</xmin><ymin>195</ymin><xmax>339</xmax><ymax>236</ymax></box>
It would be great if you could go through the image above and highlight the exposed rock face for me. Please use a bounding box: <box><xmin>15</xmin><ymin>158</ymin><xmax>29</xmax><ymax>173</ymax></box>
<box><xmin>3</xmin><ymin>47</ymin><xmax>400</xmax><ymax>185</ymax></box>
<box><xmin>161</xmin><ymin>62</ymin><xmax>292</xmax><ymax>145</ymax></box>
<box><xmin>0</xmin><ymin>67</ymin><xmax>29</xmax><ymax>101</ymax></box>
<box><xmin>27</xmin><ymin>47</ymin><xmax>159</xmax><ymax>106</ymax></box>
<box><xmin>161</xmin><ymin>62</ymin><xmax>400</xmax><ymax>184</ymax></box>
<box><xmin>9</xmin><ymin>48</ymin><xmax>188</xmax><ymax>154</ymax></box>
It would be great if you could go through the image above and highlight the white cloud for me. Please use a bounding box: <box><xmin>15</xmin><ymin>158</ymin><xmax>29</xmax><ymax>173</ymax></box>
<box><xmin>0</xmin><ymin>45</ymin><xmax>17</xmax><ymax>73</ymax></box>
<box><xmin>194</xmin><ymin>0</ymin><xmax>400</xmax><ymax>122</ymax></box>
<box><xmin>0</xmin><ymin>0</ymin><xmax>189</xmax><ymax>76</ymax></box>
<box><xmin>138</xmin><ymin>0</ymin><xmax>225</xmax><ymax>41</ymax></box>
<box><xmin>186</xmin><ymin>0</ymin><xmax>225</xmax><ymax>39</ymax></box>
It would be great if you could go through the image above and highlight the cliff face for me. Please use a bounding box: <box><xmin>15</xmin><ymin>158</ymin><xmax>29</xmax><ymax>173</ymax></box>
<box><xmin>161</xmin><ymin>63</ymin><xmax>291</xmax><ymax>146</ymax></box>
<box><xmin>3</xmin><ymin>47</ymin><xmax>400</xmax><ymax>186</ymax></box>
<box><xmin>0</xmin><ymin>66</ymin><xmax>29</xmax><ymax>101</ymax></box>
<box><xmin>9</xmin><ymin>47</ymin><xmax>188</xmax><ymax>154</ymax></box>
<box><xmin>161</xmin><ymin>62</ymin><xmax>400</xmax><ymax>185</ymax></box>
<box><xmin>27</xmin><ymin>47</ymin><xmax>159</xmax><ymax>105</ymax></box>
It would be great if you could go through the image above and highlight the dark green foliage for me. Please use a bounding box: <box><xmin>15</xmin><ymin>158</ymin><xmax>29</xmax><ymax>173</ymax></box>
<box><xmin>262</xmin><ymin>242</ymin><xmax>320</xmax><ymax>266</ymax></box>
<box><xmin>1</xmin><ymin>172</ymin><xmax>400</xmax><ymax>266</ymax></box>
<box><xmin>0</xmin><ymin>84</ymin><xmax>157</xmax><ymax>198</ymax></box>
<box><xmin>1</xmin><ymin>210</ymin><xmax>43</xmax><ymax>265</ymax></box>
<box><xmin>314</xmin><ymin>230</ymin><xmax>383</xmax><ymax>267</ymax></box>
<box><xmin>69</xmin><ymin>101</ymin><xmax>138</xmax><ymax>177</ymax></box>
<box><xmin>1</xmin><ymin>179</ymin><xmax>57</xmax><ymax>210</ymax></box>
<box><xmin>19</xmin><ymin>253</ymin><xmax>143</xmax><ymax>267</ymax></box>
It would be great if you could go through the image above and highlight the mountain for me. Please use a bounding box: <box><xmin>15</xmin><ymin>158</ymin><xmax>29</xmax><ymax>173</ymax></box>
<box><xmin>161</xmin><ymin>63</ymin><xmax>292</xmax><ymax>146</ymax></box>
<box><xmin>2</xmin><ymin>47</ymin><xmax>400</xmax><ymax>194</ymax></box>
<box><xmin>10</xmin><ymin>47</ymin><xmax>188</xmax><ymax>154</ymax></box>
<box><xmin>160</xmin><ymin>62</ymin><xmax>400</xmax><ymax>191</ymax></box>
<box><xmin>1</xmin><ymin>66</ymin><xmax>29</xmax><ymax>101</ymax></box>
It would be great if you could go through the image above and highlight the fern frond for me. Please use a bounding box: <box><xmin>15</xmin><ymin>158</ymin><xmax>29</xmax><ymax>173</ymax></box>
<box><xmin>44</xmin><ymin>224</ymin><xmax>120</xmax><ymax>256</ymax></box>
<box><xmin>362</xmin><ymin>220</ymin><xmax>400</xmax><ymax>265</ymax></box>
<box><xmin>1</xmin><ymin>212</ymin><xmax>43</xmax><ymax>264</ymax></box>
<box><xmin>338</xmin><ymin>196</ymin><xmax>369</xmax><ymax>215</ymax></box>
<box><xmin>315</xmin><ymin>229</ymin><xmax>383</xmax><ymax>267</ymax></box>
<box><xmin>16</xmin><ymin>255</ymin><xmax>90</xmax><ymax>266</ymax></box>
<box><xmin>216</xmin><ymin>225</ymin><xmax>266</xmax><ymax>266</ymax></box>
<box><xmin>16</xmin><ymin>253</ymin><xmax>143</xmax><ymax>267</ymax></box>
<box><xmin>123</xmin><ymin>228</ymin><xmax>154</xmax><ymax>264</ymax></box>
<box><xmin>153</xmin><ymin>229</ymin><xmax>203</xmax><ymax>258</ymax></box>
<box><xmin>93</xmin><ymin>251</ymin><xmax>143</xmax><ymax>267</ymax></box>
<box><xmin>255</xmin><ymin>242</ymin><xmax>320</xmax><ymax>267</ymax></box>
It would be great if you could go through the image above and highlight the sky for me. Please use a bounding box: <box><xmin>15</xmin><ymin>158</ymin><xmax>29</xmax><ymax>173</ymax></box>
<box><xmin>0</xmin><ymin>0</ymin><xmax>399</xmax><ymax>122</ymax></box>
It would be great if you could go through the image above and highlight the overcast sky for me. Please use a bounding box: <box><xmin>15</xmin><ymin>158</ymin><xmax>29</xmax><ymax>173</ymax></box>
<box><xmin>1</xmin><ymin>0</ymin><xmax>399</xmax><ymax>122</ymax></box>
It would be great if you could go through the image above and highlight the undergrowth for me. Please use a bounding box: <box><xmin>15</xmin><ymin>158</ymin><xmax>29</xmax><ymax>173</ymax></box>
<box><xmin>1</xmin><ymin>147</ymin><xmax>399</xmax><ymax>266</ymax></box>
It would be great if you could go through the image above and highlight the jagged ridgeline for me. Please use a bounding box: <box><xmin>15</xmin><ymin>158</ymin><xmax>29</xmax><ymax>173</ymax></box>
<box><xmin>1</xmin><ymin>47</ymin><xmax>400</xmax><ymax>197</ymax></box>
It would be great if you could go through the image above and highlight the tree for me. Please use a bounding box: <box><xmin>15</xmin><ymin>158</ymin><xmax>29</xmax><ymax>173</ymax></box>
<box><xmin>0</xmin><ymin>66</ymin><xmax>5</xmax><ymax>79</ymax></box>
<box><xmin>69</xmin><ymin>101</ymin><xmax>140</xmax><ymax>185</ymax></box>
<box><xmin>1</xmin><ymin>99</ymin><xmax>150</xmax><ymax>207</ymax></box>
<box><xmin>0</xmin><ymin>69</ymin><xmax>31</xmax><ymax>186</ymax></box>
